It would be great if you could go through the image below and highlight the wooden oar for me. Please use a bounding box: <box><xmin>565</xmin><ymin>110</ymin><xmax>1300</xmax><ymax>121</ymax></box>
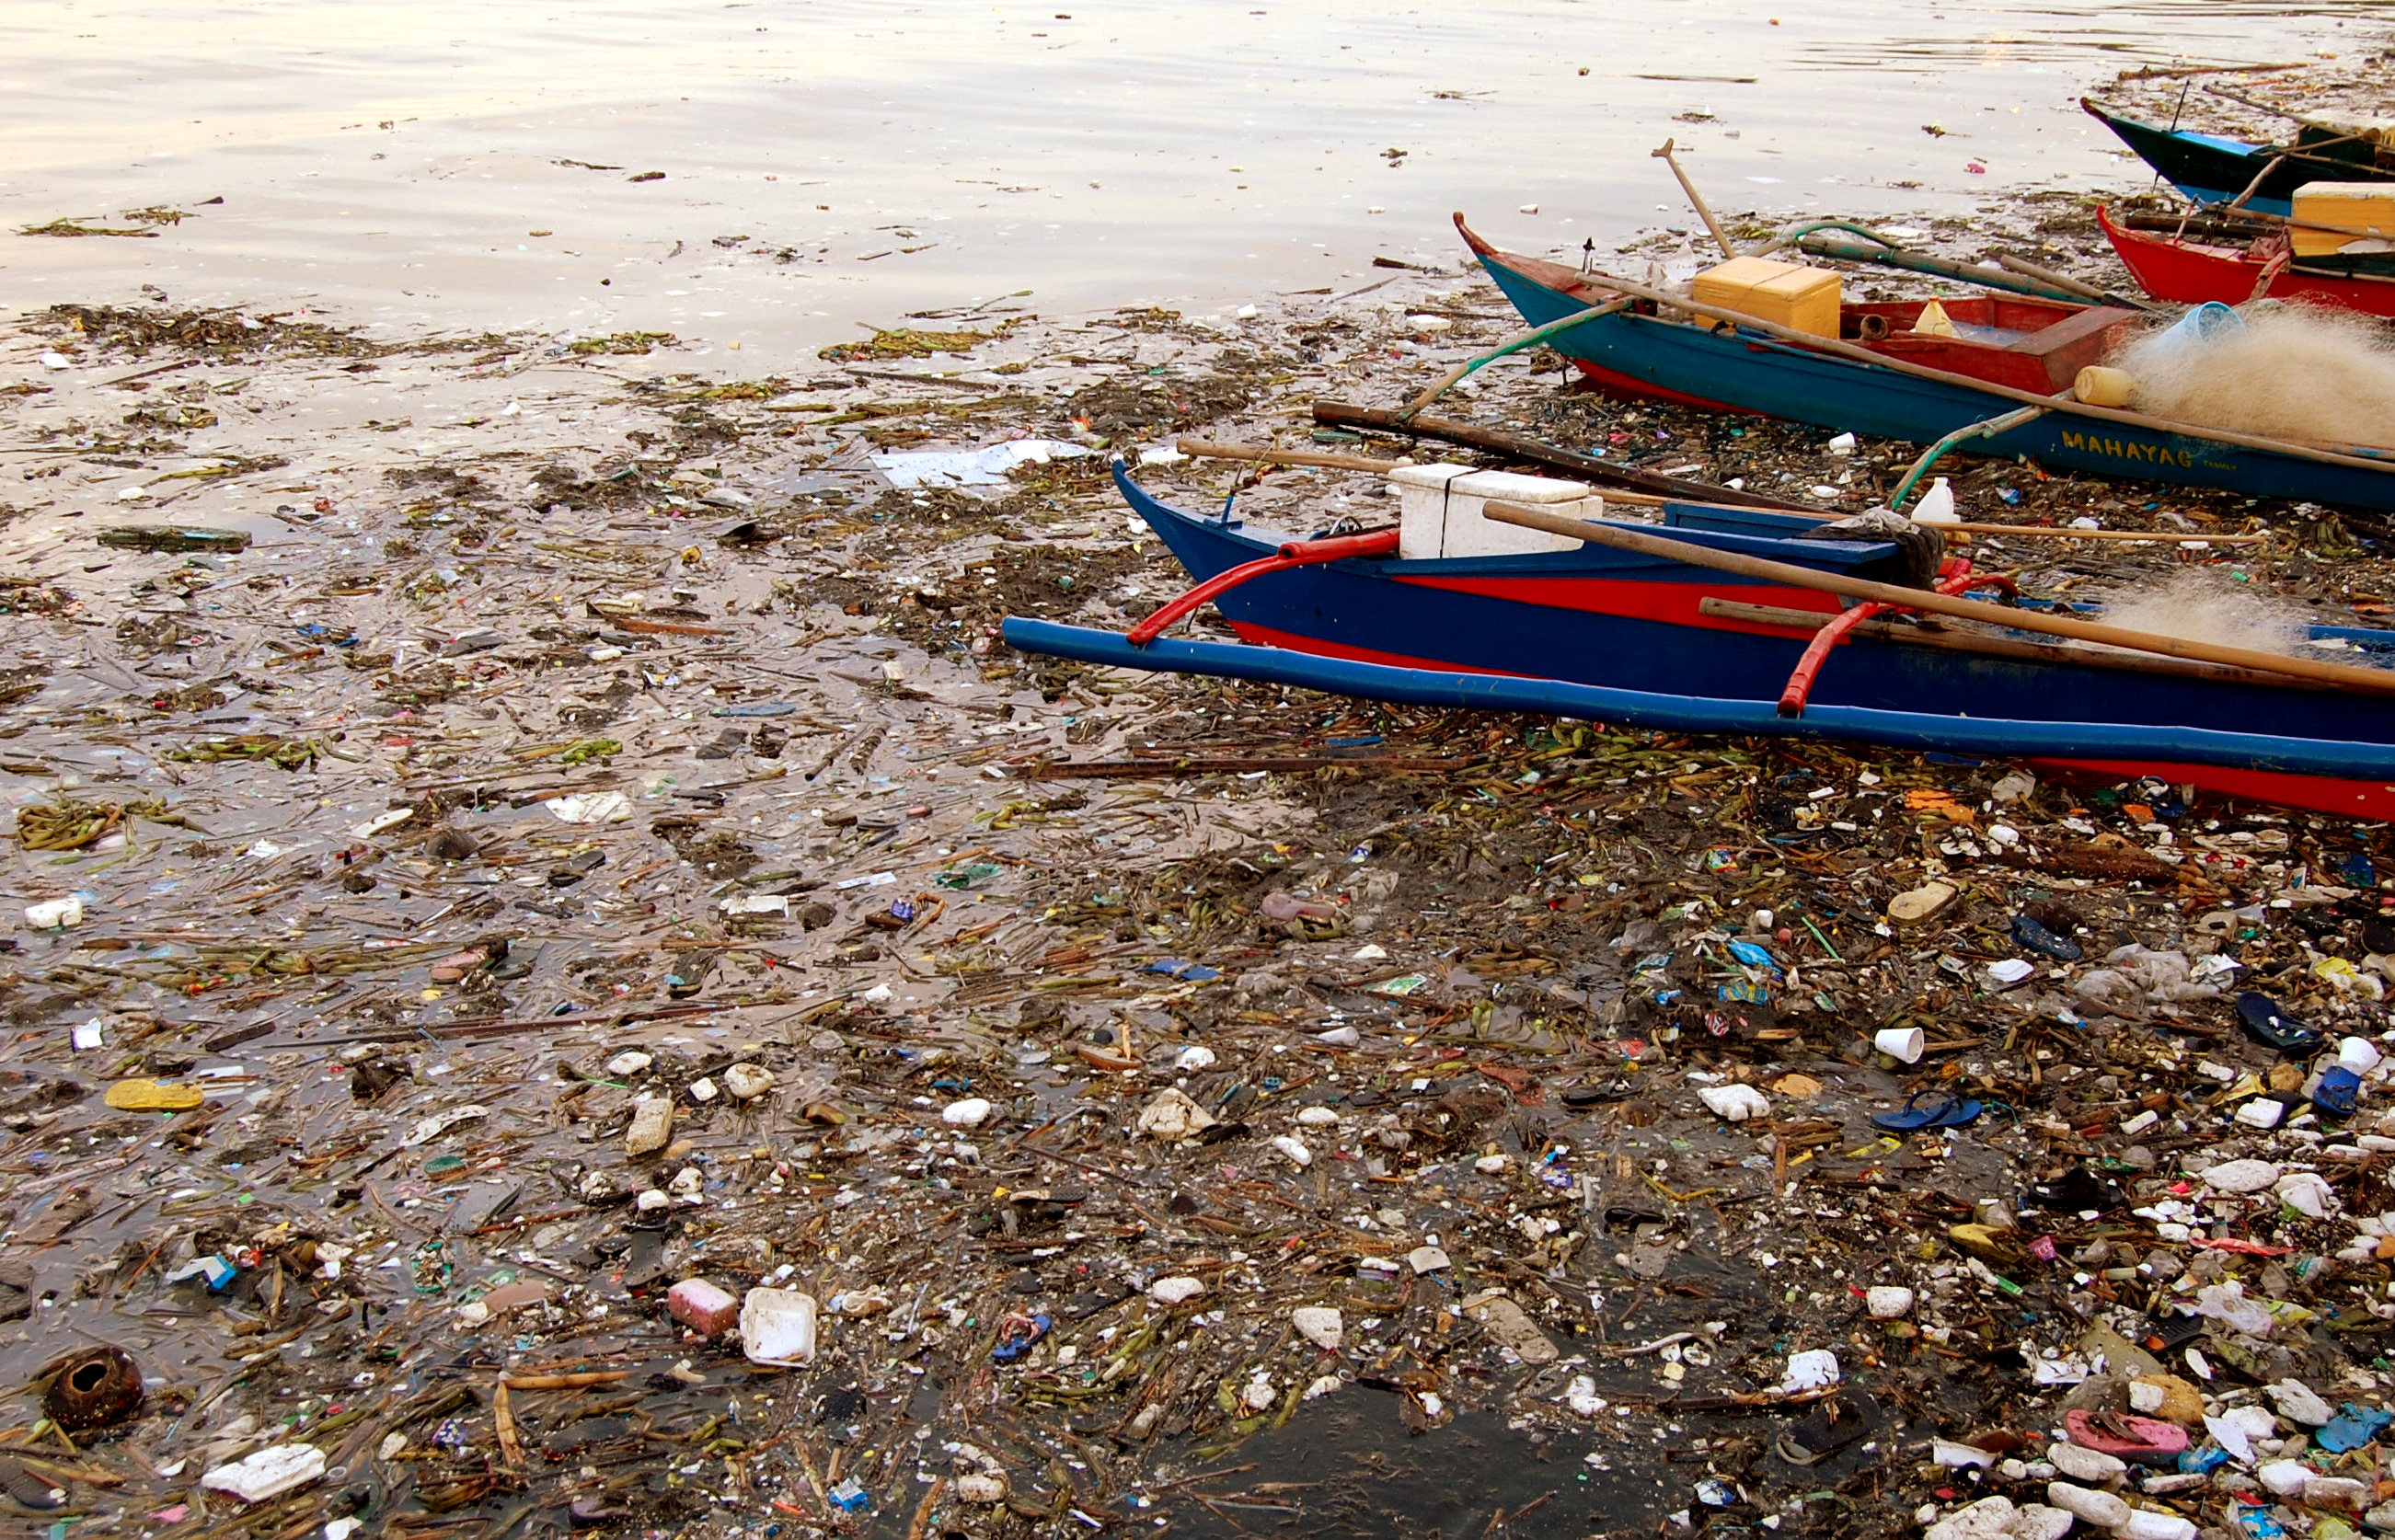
<box><xmin>1574</xmin><ymin>267</ymin><xmax>2395</xmax><ymax>477</ymax></box>
<box><xmin>1173</xmin><ymin>439</ymin><xmax>1407</xmax><ymax>473</ymax></box>
<box><xmin>1481</xmin><ymin>499</ymin><xmax>2395</xmax><ymax>696</ymax></box>
<box><xmin>1575</xmin><ymin>485</ymin><xmax>2261</xmax><ymax>542</ymax></box>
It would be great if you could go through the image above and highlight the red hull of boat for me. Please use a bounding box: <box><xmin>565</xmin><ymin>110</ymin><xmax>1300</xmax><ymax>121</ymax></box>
<box><xmin>2098</xmin><ymin>206</ymin><xmax>2395</xmax><ymax>319</ymax></box>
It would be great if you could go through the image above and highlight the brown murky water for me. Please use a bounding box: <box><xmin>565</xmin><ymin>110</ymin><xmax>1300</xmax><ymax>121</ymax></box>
<box><xmin>5</xmin><ymin>0</ymin><xmax>2391</xmax><ymax>353</ymax></box>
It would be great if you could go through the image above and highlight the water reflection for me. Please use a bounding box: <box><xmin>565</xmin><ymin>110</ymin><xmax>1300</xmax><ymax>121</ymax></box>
<box><xmin>0</xmin><ymin>0</ymin><xmax>2385</xmax><ymax>350</ymax></box>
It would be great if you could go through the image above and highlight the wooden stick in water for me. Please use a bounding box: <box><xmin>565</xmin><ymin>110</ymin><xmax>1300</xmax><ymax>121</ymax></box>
<box><xmin>1482</xmin><ymin>499</ymin><xmax>2395</xmax><ymax>695</ymax></box>
<box><xmin>1173</xmin><ymin>438</ymin><xmax>1406</xmax><ymax>473</ymax></box>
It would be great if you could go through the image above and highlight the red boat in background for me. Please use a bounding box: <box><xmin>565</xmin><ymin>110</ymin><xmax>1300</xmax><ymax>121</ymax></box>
<box><xmin>2098</xmin><ymin>206</ymin><xmax>2395</xmax><ymax>320</ymax></box>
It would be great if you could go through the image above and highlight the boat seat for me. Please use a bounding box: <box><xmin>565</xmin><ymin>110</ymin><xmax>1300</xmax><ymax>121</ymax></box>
<box><xmin>2003</xmin><ymin>305</ymin><xmax>2143</xmax><ymax>390</ymax></box>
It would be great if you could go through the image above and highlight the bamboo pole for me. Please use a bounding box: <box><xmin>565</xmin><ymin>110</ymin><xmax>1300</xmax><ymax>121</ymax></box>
<box><xmin>1481</xmin><ymin>499</ymin><xmax>2395</xmax><ymax>695</ymax></box>
<box><xmin>1652</xmin><ymin>138</ymin><xmax>1737</xmax><ymax>260</ymax></box>
<box><xmin>1796</xmin><ymin>234</ymin><xmax>2102</xmax><ymax>306</ymax></box>
<box><xmin>1311</xmin><ymin>400</ymin><xmax>1807</xmax><ymax>510</ymax></box>
<box><xmin>1174</xmin><ymin>436</ymin><xmax>2261</xmax><ymax>542</ymax></box>
<box><xmin>1572</xmin><ymin>266</ymin><xmax>2395</xmax><ymax>477</ymax></box>
<box><xmin>1393</xmin><ymin>298</ymin><xmax>1633</xmax><ymax>421</ymax></box>
<box><xmin>1172</xmin><ymin>439</ymin><xmax>1406</xmax><ymax>473</ymax></box>
<box><xmin>1986</xmin><ymin>252</ymin><xmax>2146</xmax><ymax>307</ymax></box>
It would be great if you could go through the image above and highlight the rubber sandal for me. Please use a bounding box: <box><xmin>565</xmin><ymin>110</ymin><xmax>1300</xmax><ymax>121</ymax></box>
<box><xmin>2237</xmin><ymin>992</ymin><xmax>2322</xmax><ymax>1054</ymax></box>
<box><xmin>1926</xmin><ymin>1098</ymin><xmax>1984</xmax><ymax>1129</ymax></box>
<box><xmin>1775</xmin><ymin>1389</ymin><xmax>1880</xmax><ymax>1465</ymax></box>
<box><xmin>2010</xmin><ymin>914</ymin><xmax>2083</xmax><ymax>961</ymax></box>
<box><xmin>1871</xmin><ymin>1093</ymin><xmax>1984</xmax><ymax>1133</ymax></box>
<box><xmin>0</xmin><ymin>1456</ymin><xmax>65</xmax><ymax>1511</ymax></box>
<box><xmin>1871</xmin><ymin>1092</ymin><xmax>1963</xmax><ymax>1132</ymax></box>
<box><xmin>2062</xmin><ymin>1408</ymin><xmax>2189</xmax><ymax>1466</ymax></box>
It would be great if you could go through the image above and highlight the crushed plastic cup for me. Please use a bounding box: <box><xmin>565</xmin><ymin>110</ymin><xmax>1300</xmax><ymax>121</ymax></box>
<box><xmin>544</xmin><ymin>791</ymin><xmax>631</xmax><ymax>824</ymax></box>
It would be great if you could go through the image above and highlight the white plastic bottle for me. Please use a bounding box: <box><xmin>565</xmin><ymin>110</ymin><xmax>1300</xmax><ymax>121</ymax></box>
<box><xmin>1910</xmin><ymin>476</ymin><xmax>1960</xmax><ymax>525</ymax></box>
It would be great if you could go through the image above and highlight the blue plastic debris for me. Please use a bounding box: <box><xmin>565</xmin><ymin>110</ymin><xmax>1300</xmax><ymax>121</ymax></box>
<box><xmin>1145</xmin><ymin>958</ymin><xmax>1222</xmax><ymax>982</ymax></box>
<box><xmin>827</xmin><ymin>1478</ymin><xmax>871</xmax><ymax>1514</ymax></box>
<box><xmin>2313</xmin><ymin>1064</ymin><xmax>2363</xmax><ymax>1118</ymax></box>
<box><xmin>1725</xmin><ymin>939</ymin><xmax>1779</xmax><ymax>971</ymax></box>
<box><xmin>991</xmin><ymin>1312</ymin><xmax>1052</xmax><ymax>1363</ymax></box>
<box><xmin>165</xmin><ymin>1255</ymin><xmax>237</xmax><ymax>1291</ymax></box>
<box><xmin>2317</xmin><ymin>1403</ymin><xmax>2393</xmax><ymax>1453</ymax></box>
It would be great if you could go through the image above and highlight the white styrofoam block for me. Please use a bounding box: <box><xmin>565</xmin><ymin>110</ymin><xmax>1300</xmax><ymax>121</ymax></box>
<box><xmin>1450</xmin><ymin>469</ymin><xmax>1592</xmax><ymax>503</ymax></box>
<box><xmin>1440</xmin><ymin>494</ymin><xmax>1596</xmax><ymax>558</ymax></box>
<box><xmin>1393</xmin><ymin>465</ymin><xmax>1475</xmax><ymax>559</ymax></box>
<box><xmin>1392</xmin><ymin>461</ymin><xmax>1595</xmax><ymax>560</ymax></box>
<box><xmin>1387</xmin><ymin>464</ymin><xmax>1478</xmax><ymax>490</ymax></box>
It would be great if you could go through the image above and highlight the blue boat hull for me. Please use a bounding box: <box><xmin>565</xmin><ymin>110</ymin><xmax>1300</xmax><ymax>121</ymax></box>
<box><xmin>1001</xmin><ymin>465</ymin><xmax>2395</xmax><ymax>817</ymax></box>
<box><xmin>1462</xmin><ymin>228</ymin><xmax>2395</xmax><ymax>511</ymax></box>
<box><xmin>1006</xmin><ymin>617</ymin><xmax>2395</xmax><ymax>801</ymax></box>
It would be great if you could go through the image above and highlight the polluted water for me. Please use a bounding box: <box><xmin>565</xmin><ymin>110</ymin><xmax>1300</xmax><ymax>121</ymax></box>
<box><xmin>4</xmin><ymin>7</ymin><xmax>2395</xmax><ymax>1540</ymax></box>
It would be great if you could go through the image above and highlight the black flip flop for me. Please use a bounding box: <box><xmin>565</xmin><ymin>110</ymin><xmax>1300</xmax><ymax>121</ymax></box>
<box><xmin>1775</xmin><ymin>1389</ymin><xmax>1880</xmax><ymax>1465</ymax></box>
<box><xmin>2237</xmin><ymin>992</ymin><xmax>2322</xmax><ymax>1053</ymax></box>
<box><xmin>0</xmin><ymin>1457</ymin><xmax>65</xmax><ymax>1511</ymax></box>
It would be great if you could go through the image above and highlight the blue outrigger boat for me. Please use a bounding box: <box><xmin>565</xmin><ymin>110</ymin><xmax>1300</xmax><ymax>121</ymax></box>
<box><xmin>1456</xmin><ymin>216</ymin><xmax>2395</xmax><ymax>512</ymax></box>
<box><xmin>1002</xmin><ymin>462</ymin><xmax>2395</xmax><ymax>819</ymax></box>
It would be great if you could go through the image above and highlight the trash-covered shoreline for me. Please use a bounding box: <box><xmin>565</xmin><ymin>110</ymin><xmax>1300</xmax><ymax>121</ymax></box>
<box><xmin>8</xmin><ymin>52</ymin><xmax>2395</xmax><ymax>1540</ymax></box>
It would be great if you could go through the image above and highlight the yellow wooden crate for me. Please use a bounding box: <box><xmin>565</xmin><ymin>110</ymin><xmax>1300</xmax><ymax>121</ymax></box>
<box><xmin>2290</xmin><ymin>182</ymin><xmax>2395</xmax><ymax>258</ymax></box>
<box><xmin>1690</xmin><ymin>257</ymin><xmax>1842</xmax><ymax>338</ymax></box>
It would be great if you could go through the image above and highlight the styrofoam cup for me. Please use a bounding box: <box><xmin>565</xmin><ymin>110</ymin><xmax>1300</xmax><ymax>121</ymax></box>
<box><xmin>1874</xmin><ymin>1027</ymin><xmax>1926</xmax><ymax>1064</ymax></box>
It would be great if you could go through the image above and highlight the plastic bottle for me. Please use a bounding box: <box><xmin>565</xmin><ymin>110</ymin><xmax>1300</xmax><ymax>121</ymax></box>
<box><xmin>1910</xmin><ymin>476</ymin><xmax>1961</xmax><ymax>525</ymax></box>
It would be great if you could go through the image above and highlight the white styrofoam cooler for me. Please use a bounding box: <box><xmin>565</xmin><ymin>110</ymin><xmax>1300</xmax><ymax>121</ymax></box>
<box><xmin>1389</xmin><ymin>464</ymin><xmax>1600</xmax><ymax>560</ymax></box>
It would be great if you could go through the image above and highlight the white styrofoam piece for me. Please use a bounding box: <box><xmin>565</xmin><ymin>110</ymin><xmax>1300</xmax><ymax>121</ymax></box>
<box><xmin>1386</xmin><ymin>463</ymin><xmax>1476</xmax><ymax>490</ymax></box>
<box><xmin>1391</xmin><ymin>462</ymin><xmax>1595</xmax><ymax>559</ymax></box>
<box><xmin>1439</xmin><ymin>498</ymin><xmax>1595</xmax><ymax>558</ymax></box>
<box><xmin>740</xmin><ymin>1287</ymin><xmax>820</xmax><ymax>1366</ymax></box>
<box><xmin>1450</xmin><ymin>469</ymin><xmax>1592</xmax><ymax>503</ymax></box>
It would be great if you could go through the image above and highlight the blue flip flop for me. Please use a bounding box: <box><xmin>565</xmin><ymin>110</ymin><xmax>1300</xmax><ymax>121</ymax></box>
<box><xmin>1871</xmin><ymin>1092</ymin><xmax>1984</xmax><ymax>1132</ymax></box>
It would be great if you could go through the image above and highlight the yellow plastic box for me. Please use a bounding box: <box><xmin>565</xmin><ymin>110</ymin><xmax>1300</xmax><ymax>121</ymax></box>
<box><xmin>1690</xmin><ymin>257</ymin><xmax>1843</xmax><ymax>338</ymax></box>
<box><xmin>2290</xmin><ymin>182</ymin><xmax>2395</xmax><ymax>258</ymax></box>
